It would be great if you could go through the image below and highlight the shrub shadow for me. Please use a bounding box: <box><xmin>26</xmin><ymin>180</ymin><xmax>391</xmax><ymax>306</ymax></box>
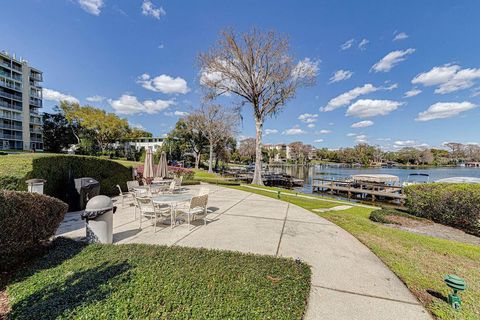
<box><xmin>9</xmin><ymin>260</ymin><xmax>131</xmax><ymax>320</ymax></box>
<box><xmin>6</xmin><ymin>238</ymin><xmax>86</xmax><ymax>287</ymax></box>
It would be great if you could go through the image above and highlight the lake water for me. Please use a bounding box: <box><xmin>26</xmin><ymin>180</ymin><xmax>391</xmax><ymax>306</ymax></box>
<box><xmin>268</xmin><ymin>165</ymin><xmax>480</xmax><ymax>194</ymax></box>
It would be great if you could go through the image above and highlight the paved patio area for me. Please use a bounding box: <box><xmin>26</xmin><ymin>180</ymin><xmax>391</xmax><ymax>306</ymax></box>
<box><xmin>57</xmin><ymin>184</ymin><xmax>431</xmax><ymax>320</ymax></box>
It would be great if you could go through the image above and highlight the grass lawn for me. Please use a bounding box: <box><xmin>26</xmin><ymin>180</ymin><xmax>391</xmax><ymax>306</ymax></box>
<box><xmin>233</xmin><ymin>184</ymin><xmax>480</xmax><ymax>320</ymax></box>
<box><xmin>6</xmin><ymin>238</ymin><xmax>311</xmax><ymax>320</ymax></box>
<box><xmin>192</xmin><ymin>169</ymin><xmax>240</xmax><ymax>185</ymax></box>
<box><xmin>0</xmin><ymin>153</ymin><xmax>52</xmax><ymax>178</ymax></box>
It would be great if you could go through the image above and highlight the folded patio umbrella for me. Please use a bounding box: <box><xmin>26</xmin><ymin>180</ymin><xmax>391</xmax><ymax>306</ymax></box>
<box><xmin>143</xmin><ymin>148</ymin><xmax>154</xmax><ymax>180</ymax></box>
<box><xmin>155</xmin><ymin>151</ymin><xmax>168</xmax><ymax>178</ymax></box>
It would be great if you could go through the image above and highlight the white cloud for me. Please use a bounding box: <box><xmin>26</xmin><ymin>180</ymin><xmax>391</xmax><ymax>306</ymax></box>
<box><xmin>412</xmin><ymin>64</ymin><xmax>480</xmax><ymax>94</ymax></box>
<box><xmin>358</xmin><ymin>38</ymin><xmax>369</xmax><ymax>50</ymax></box>
<box><xmin>282</xmin><ymin>126</ymin><xmax>306</xmax><ymax>135</ymax></box>
<box><xmin>265</xmin><ymin>129</ymin><xmax>279</xmax><ymax>135</ymax></box>
<box><xmin>472</xmin><ymin>88</ymin><xmax>480</xmax><ymax>97</ymax></box>
<box><xmin>130</xmin><ymin>123</ymin><xmax>146</xmax><ymax>130</ymax></box>
<box><xmin>329</xmin><ymin>69</ymin><xmax>353</xmax><ymax>83</ymax></box>
<box><xmin>351</xmin><ymin>120</ymin><xmax>374</xmax><ymax>128</ymax></box>
<box><xmin>78</xmin><ymin>0</ymin><xmax>104</xmax><ymax>15</ymax></box>
<box><xmin>371</xmin><ymin>48</ymin><xmax>415</xmax><ymax>72</ymax></box>
<box><xmin>108</xmin><ymin>94</ymin><xmax>174</xmax><ymax>115</ymax></box>
<box><xmin>137</xmin><ymin>73</ymin><xmax>189</xmax><ymax>94</ymax></box>
<box><xmin>404</xmin><ymin>88</ymin><xmax>422</xmax><ymax>98</ymax></box>
<box><xmin>340</xmin><ymin>39</ymin><xmax>354</xmax><ymax>50</ymax></box>
<box><xmin>307</xmin><ymin>123</ymin><xmax>315</xmax><ymax>128</ymax></box>
<box><xmin>346</xmin><ymin>99</ymin><xmax>404</xmax><ymax>118</ymax></box>
<box><xmin>164</xmin><ymin>110</ymin><xmax>189</xmax><ymax>117</ymax></box>
<box><xmin>292</xmin><ymin>58</ymin><xmax>319</xmax><ymax>81</ymax></box>
<box><xmin>141</xmin><ymin>0</ymin><xmax>166</xmax><ymax>19</ymax></box>
<box><xmin>355</xmin><ymin>134</ymin><xmax>368</xmax><ymax>143</ymax></box>
<box><xmin>314</xmin><ymin>139</ymin><xmax>324</xmax><ymax>143</ymax></box>
<box><xmin>346</xmin><ymin>133</ymin><xmax>356</xmax><ymax>137</ymax></box>
<box><xmin>321</xmin><ymin>84</ymin><xmax>379</xmax><ymax>112</ymax></box>
<box><xmin>394</xmin><ymin>140</ymin><xmax>416</xmax><ymax>147</ymax></box>
<box><xmin>393</xmin><ymin>32</ymin><xmax>409</xmax><ymax>41</ymax></box>
<box><xmin>377</xmin><ymin>138</ymin><xmax>391</xmax><ymax>141</ymax></box>
<box><xmin>298</xmin><ymin>113</ymin><xmax>318</xmax><ymax>123</ymax></box>
<box><xmin>158</xmin><ymin>44</ymin><xmax>165</xmax><ymax>49</ymax></box>
<box><xmin>317</xmin><ymin>129</ymin><xmax>332</xmax><ymax>134</ymax></box>
<box><xmin>43</xmin><ymin>88</ymin><xmax>79</xmax><ymax>104</ymax></box>
<box><xmin>415</xmin><ymin>101</ymin><xmax>477</xmax><ymax>121</ymax></box>
<box><xmin>86</xmin><ymin>95</ymin><xmax>105</xmax><ymax>103</ymax></box>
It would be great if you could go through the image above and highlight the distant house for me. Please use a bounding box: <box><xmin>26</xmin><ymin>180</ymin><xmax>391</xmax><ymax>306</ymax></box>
<box><xmin>125</xmin><ymin>137</ymin><xmax>164</xmax><ymax>152</ymax></box>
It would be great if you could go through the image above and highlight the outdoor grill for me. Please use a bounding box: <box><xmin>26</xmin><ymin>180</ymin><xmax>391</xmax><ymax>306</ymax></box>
<box><xmin>74</xmin><ymin>177</ymin><xmax>100</xmax><ymax>210</ymax></box>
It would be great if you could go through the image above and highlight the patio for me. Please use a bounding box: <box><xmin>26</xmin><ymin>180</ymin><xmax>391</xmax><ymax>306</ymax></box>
<box><xmin>57</xmin><ymin>184</ymin><xmax>431</xmax><ymax>320</ymax></box>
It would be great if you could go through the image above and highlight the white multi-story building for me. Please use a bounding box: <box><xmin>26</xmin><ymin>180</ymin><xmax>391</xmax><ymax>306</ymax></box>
<box><xmin>0</xmin><ymin>51</ymin><xmax>43</xmax><ymax>151</ymax></box>
<box><xmin>126</xmin><ymin>137</ymin><xmax>164</xmax><ymax>152</ymax></box>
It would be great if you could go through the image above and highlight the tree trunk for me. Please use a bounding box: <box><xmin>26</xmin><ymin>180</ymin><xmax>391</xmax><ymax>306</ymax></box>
<box><xmin>208</xmin><ymin>143</ymin><xmax>214</xmax><ymax>173</ymax></box>
<box><xmin>252</xmin><ymin>118</ymin><xmax>264</xmax><ymax>185</ymax></box>
<box><xmin>195</xmin><ymin>152</ymin><xmax>200</xmax><ymax>169</ymax></box>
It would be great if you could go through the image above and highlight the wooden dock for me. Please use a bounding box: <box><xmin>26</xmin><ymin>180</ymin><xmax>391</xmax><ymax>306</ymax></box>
<box><xmin>312</xmin><ymin>178</ymin><xmax>406</xmax><ymax>202</ymax></box>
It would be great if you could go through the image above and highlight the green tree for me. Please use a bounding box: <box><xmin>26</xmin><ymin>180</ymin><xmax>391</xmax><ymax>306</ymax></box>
<box><xmin>42</xmin><ymin>106</ymin><xmax>77</xmax><ymax>153</ymax></box>
<box><xmin>60</xmin><ymin>101</ymin><xmax>129</xmax><ymax>153</ymax></box>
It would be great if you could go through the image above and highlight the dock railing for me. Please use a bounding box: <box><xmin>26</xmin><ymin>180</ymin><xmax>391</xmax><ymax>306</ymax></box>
<box><xmin>312</xmin><ymin>178</ymin><xmax>405</xmax><ymax>201</ymax></box>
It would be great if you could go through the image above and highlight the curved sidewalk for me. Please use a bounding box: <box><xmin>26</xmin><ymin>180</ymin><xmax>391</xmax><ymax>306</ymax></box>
<box><xmin>57</xmin><ymin>184</ymin><xmax>431</xmax><ymax>319</ymax></box>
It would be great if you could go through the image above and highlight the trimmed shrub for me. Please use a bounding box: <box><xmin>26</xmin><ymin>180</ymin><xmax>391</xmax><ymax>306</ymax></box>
<box><xmin>27</xmin><ymin>155</ymin><xmax>133</xmax><ymax>202</ymax></box>
<box><xmin>404</xmin><ymin>183</ymin><xmax>480</xmax><ymax>236</ymax></box>
<box><xmin>369</xmin><ymin>208</ymin><xmax>422</xmax><ymax>224</ymax></box>
<box><xmin>0</xmin><ymin>190</ymin><xmax>68</xmax><ymax>271</ymax></box>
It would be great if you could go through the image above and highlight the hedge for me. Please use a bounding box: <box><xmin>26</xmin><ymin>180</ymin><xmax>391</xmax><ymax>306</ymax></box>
<box><xmin>24</xmin><ymin>155</ymin><xmax>132</xmax><ymax>205</ymax></box>
<box><xmin>0</xmin><ymin>190</ymin><xmax>68</xmax><ymax>271</ymax></box>
<box><xmin>404</xmin><ymin>183</ymin><xmax>480</xmax><ymax>236</ymax></box>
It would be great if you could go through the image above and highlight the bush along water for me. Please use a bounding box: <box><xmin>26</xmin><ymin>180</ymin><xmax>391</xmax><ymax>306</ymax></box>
<box><xmin>404</xmin><ymin>183</ymin><xmax>480</xmax><ymax>236</ymax></box>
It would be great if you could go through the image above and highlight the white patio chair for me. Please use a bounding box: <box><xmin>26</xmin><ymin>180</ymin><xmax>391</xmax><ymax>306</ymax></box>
<box><xmin>175</xmin><ymin>194</ymin><xmax>209</xmax><ymax>230</ymax></box>
<box><xmin>116</xmin><ymin>184</ymin><xmax>131</xmax><ymax>208</ymax></box>
<box><xmin>198</xmin><ymin>187</ymin><xmax>209</xmax><ymax>196</ymax></box>
<box><xmin>126</xmin><ymin>180</ymin><xmax>139</xmax><ymax>193</ymax></box>
<box><xmin>173</xmin><ymin>176</ymin><xmax>183</xmax><ymax>192</ymax></box>
<box><xmin>137</xmin><ymin>197</ymin><xmax>171</xmax><ymax>232</ymax></box>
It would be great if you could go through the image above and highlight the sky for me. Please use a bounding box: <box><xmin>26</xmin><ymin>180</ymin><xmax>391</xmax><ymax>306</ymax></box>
<box><xmin>2</xmin><ymin>0</ymin><xmax>480</xmax><ymax>150</ymax></box>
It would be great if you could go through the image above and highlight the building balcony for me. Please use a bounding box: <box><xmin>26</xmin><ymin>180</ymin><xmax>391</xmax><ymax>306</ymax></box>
<box><xmin>0</xmin><ymin>61</ymin><xmax>11</xmax><ymax>69</ymax></box>
<box><xmin>30</xmin><ymin>127</ymin><xmax>42</xmax><ymax>134</ymax></box>
<box><xmin>29</xmin><ymin>98</ymin><xmax>42</xmax><ymax>107</ymax></box>
<box><xmin>0</xmin><ymin>133</ymin><xmax>22</xmax><ymax>140</ymax></box>
<box><xmin>0</xmin><ymin>112</ymin><xmax>22</xmax><ymax>121</ymax></box>
<box><xmin>12</xmin><ymin>64</ymin><xmax>22</xmax><ymax>72</ymax></box>
<box><xmin>30</xmin><ymin>73</ymin><xmax>43</xmax><ymax>82</ymax></box>
<box><xmin>0</xmin><ymin>90</ymin><xmax>23</xmax><ymax>102</ymax></box>
<box><xmin>30</xmin><ymin>118</ymin><xmax>43</xmax><ymax>125</ymax></box>
<box><xmin>0</xmin><ymin>123</ymin><xmax>23</xmax><ymax>131</ymax></box>
<box><xmin>0</xmin><ymin>80</ymin><xmax>22</xmax><ymax>92</ymax></box>
<box><xmin>0</xmin><ymin>100</ymin><xmax>22</xmax><ymax>111</ymax></box>
<box><xmin>30</xmin><ymin>136</ymin><xmax>43</xmax><ymax>142</ymax></box>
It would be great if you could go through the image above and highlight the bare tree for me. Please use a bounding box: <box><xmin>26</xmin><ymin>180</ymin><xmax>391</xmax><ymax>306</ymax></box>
<box><xmin>193</xmin><ymin>104</ymin><xmax>239</xmax><ymax>173</ymax></box>
<box><xmin>239</xmin><ymin>138</ymin><xmax>256</xmax><ymax>163</ymax></box>
<box><xmin>199</xmin><ymin>28</ymin><xmax>317</xmax><ymax>184</ymax></box>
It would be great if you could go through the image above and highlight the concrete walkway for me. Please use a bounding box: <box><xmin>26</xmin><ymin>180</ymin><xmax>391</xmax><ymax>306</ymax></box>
<box><xmin>57</xmin><ymin>184</ymin><xmax>431</xmax><ymax>320</ymax></box>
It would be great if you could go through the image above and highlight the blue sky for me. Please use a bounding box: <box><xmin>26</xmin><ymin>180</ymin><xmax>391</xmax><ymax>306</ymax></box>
<box><xmin>2</xmin><ymin>0</ymin><xmax>480</xmax><ymax>149</ymax></box>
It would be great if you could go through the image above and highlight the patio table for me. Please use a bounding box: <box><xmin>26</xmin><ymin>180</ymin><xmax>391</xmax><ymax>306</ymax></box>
<box><xmin>152</xmin><ymin>194</ymin><xmax>193</xmax><ymax>227</ymax></box>
<box><xmin>151</xmin><ymin>180</ymin><xmax>173</xmax><ymax>186</ymax></box>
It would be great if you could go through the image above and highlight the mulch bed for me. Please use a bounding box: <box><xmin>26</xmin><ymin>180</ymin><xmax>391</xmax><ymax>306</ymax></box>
<box><xmin>384</xmin><ymin>215</ymin><xmax>480</xmax><ymax>246</ymax></box>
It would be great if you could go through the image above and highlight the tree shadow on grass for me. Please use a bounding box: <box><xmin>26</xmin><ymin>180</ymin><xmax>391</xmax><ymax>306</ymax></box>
<box><xmin>9</xmin><ymin>260</ymin><xmax>131</xmax><ymax>320</ymax></box>
<box><xmin>8</xmin><ymin>237</ymin><xmax>87</xmax><ymax>287</ymax></box>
